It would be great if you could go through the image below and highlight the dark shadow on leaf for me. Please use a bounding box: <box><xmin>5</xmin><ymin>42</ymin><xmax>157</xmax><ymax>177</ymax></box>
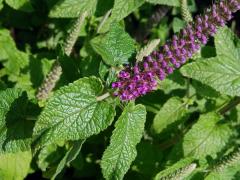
<box><xmin>18</xmin><ymin>1</ymin><xmax>34</xmax><ymax>13</ymax></box>
<box><xmin>2</xmin><ymin>92</ymin><xmax>35</xmax><ymax>151</ymax></box>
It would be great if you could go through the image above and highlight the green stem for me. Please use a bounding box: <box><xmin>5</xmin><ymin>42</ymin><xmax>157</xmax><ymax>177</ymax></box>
<box><xmin>218</xmin><ymin>97</ymin><xmax>240</xmax><ymax>115</ymax></box>
<box><xmin>96</xmin><ymin>92</ymin><xmax>111</xmax><ymax>101</ymax></box>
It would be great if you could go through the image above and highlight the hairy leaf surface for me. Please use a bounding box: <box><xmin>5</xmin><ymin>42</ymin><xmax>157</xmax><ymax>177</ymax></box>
<box><xmin>181</xmin><ymin>27</ymin><xmax>240</xmax><ymax>96</ymax></box>
<box><xmin>33</xmin><ymin>77</ymin><xmax>115</xmax><ymax>146</ymax></box>
<box><xmin>101</xmin><ymin>102</ymin><xmax>146</xmax><ymax>180</ymax></box>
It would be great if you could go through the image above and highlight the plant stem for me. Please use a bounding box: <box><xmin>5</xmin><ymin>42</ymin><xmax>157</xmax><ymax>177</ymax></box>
<box><xmin>218</xmin><ymin>97</ymin><xmax>240</xmax><ymax>115</ymax></box>
<box><xmin>96</xmin><ymin>92</ymin><xmax>111</xmax><ymax>101</ymax></box>
<box><xmin>97</xmin><ymin>9</ymin><xmax>112</xmax><ymax>33</ymax></box>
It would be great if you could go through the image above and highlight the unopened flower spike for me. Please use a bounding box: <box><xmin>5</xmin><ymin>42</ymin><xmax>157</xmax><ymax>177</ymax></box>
<box><xmin>112</xmin><ymin>0</ymin><xmax>240</xmax><ymax>101</ymax></box>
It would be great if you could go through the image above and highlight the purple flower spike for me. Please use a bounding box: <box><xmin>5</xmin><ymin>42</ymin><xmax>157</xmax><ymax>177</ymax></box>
<box><xmin>112</xmin><ymin>0</ymin><xmax>240</xmax><ymax>101</ymax></box>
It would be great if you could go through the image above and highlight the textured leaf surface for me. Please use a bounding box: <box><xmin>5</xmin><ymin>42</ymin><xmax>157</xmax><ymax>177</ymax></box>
<box><xmin>0</xmin><ymin>88</ymin><xmax>33</xmax><ymax>153</ymax></box>
<box><xmin>91</xmin><ymin>23</ymin><xmax>135</xmax><ymax>66</ymax></box>
<box><xmin>152</xmin><ymin>97</ymin><xmax>187</xmax><ymax>134</ymax></box>
<box><xmin>49</xmin><ymin>0</ymin><xmax>97</xmax><ymax>17</ymax></box>
<box><xmin>5</xmin><ymin>0</ymin><xmax>33</xmax><ymax>12</ymax></box>
<box><xmin>111</xmin><ymin>0</ymin><xmax>145</xmax><ymax>21</ymax></box>
<box><xmin>101</xmin><ymin>102</ymin><xmax>146</xmax><ymax>180</ymax></box>
<box><xmin>52</xmin><ymin>140</ymin><xmax>85</xmax><ymax>179</ymax></box>
<box><xmin>146</xmin><ymin>0</ymin><xmax>180</xmax><ymax>6</ymax></box>
<box><xmin>181</xmin><ymin>27</ymin><xmax>240</xmax><ymax>97</ymax></box>
<box><xmin>0</xmin><ymin>151</ymin><xmax>32</xmax><ymax>180</ymax></box>
<box><xmin>33</xmin><ymin>77</ymin><xmax>115</xmax><ymax>146</ymax></box>
<box><xmin>171</xmin><ymin>113</ymin><xmax>232</xmax><ymax>160</ymax></box>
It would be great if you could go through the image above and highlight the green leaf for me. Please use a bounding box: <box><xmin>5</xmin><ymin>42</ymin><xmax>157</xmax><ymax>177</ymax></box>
<box><xmin>51</xmin><ymin>140</ymin><xmax>85</xmax><ymax>179</ymax></box>
<box><xmin>170</xmin><ymin>112</ymin><xmax>232</xmax><ymax>160</ymax></box>
<box><xmin>33</xmin><ymin>77</ymin><xmax>115</xmax><ymax>146</ymax></box>
<box><xmin>5</xmin><ymin>0</ymin><xmax>34</xmax><ymax>12</ymax></box>
<box><xmin>49</xmin><ymin>0</ymin><xmax>97</xmax><ymax>18</ymax></box>
<box><xmin>146</xmin><ymin>0</ymin><xmax>180</xmax><ymax>6</ymax></box>
<box><xmin>0</xmin><ymin>0</ymin><xmax>3</xmax><ymax>11</ymax></box>
<box><xmin>101</xmin><ymin>102</ymin><xmax>146</xmax><ymax>180</ymax></box>
<box><xmin>37</xmin><ymin>143</ymin><xmax>64</xmax><ymax>171</ymax></box>
<box><xmin>0</xmin><ymin>29</ymin><xmax>29</xmax><ymax>79</ymax></box>
<box><xmin>152</xmin><ymin>97</ymin><xmax>188</xmax><ymax>134</ymax></box>
<box><xmin>0</xmin><ymin>88</ymin><xmax>33</xmax><ymax>153</ymax></box>
<box><xmin>181</xmin><ymin>27</ymin><xmax>240</xmax><ymax>97</ymax></box>
<box><xmin>111</xmin><ymin>0</ymin><xmax>145</xmax><ymax>22</ymax></box>
<box><xmin>172</xmin><ymin>17</ymin><xmax>186</xmax><ymax>33</ymax></box>
<box><xmin>91</xmin><ymin>23</ymin><xmax>135</xmax><ymax>66</ymax></box>
<box><xmin>0</xmin><ymin>150</ymin><xmax>32</xmax><ymax>180</ymax></box>
<box><xmin>215</xmin><ymin>27</ymin><xmax>240</xmax><ymax>60</ymax></box>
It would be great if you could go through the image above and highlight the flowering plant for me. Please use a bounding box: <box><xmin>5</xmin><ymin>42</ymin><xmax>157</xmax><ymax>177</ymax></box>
<box><xmin>0</xmin><ymin>0</ymin><xmax>240</xmax><ymax>179</ymax></box>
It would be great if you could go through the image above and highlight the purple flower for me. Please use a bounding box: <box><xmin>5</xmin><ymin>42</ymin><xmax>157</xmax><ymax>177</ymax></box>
<box><xmin>112</xmin><ymin>0</ymin><xmax>240</xmax><ymax>101</ymax></box>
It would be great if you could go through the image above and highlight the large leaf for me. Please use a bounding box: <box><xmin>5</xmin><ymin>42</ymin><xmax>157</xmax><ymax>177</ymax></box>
<box><xmin>146</xmin><ymin>0</ymin><xmax>180</xmax><ymax>6</ymax></box>
<box><xmin>5</xmin><ymin>0</ymin><xmax>34</xmax><ymax>12</ymax></box>
<box><xmin>170</xmin><ymin>113</ymin><xmax>232</xmax><ymax>160</ymax></box>
<box><xmin>49</xmin><ymin>0</ymin><xmax>97</xmax><ymax>18</ymax></box>
<box><xmin>33</xmin><ymin>77</ymin><xmax>115</xmax><ymax>146</ymax></box>
<box><xmin>0</xmin><ymin>88</ymin><xmax>33</xmax><ymax>153</ymax></box>
<box><xmin>181</xmin><ymin>27</ymin><xmax>240</xmax><ymax>97</ymax></box>
<box><xmin>91</xmin><ymin>23</ymin><xmax>135</xmax><ymax>66</ymax></box>
<box><xmin>152</xmin><ymin>97</ymin><xmax>188</xmax><ymax>134</ymax></box>
<box><xmin>101</xmin><ymin>102</ymin><xmax>146</xmax><ymax>180</ymax></box>
<box><xmin>0</xmin><ymin>151</ymin><xmax>32</xmax><ymax>180</ymax></box>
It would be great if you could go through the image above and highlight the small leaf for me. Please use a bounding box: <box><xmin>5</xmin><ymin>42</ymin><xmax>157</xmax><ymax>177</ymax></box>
<box><xmin>0</xmin><ymin>88</ymin><xmax>33</xmax><ymax>153</ymax></box>
<box><xmin>52</xmin><ymin>140</ymin><xmax>85</xmax><ymax>179</ymax></box>
<box><xmin>0</xmin><ymin>150</ymin><xmax>32</xmax><ymax>180</ymax></box>
<box><xmin>33</xmin><ymin>77</ymin><xmax>115</xmax><ymax>146</ymax></box>
<box><xmin>181</xmin><ymin>27</ymin><xmax>240</xmax><ymax>97</ymax></box>
<box><xmin>152</xmin><ymin>97</ymin><xmax>188</xmax><ymax>134</ymax></box>
<box><xmin>101</xmin><ymin>102</ymin><xmax>146</xmax><ymax>180</ymax></box>
<box><xmin>91</xmin><ymin>23</ymin><xmax>135</xmax><ymax>66</ymax></box>
<box><xmin>49</xmin><ymin>0</ymin><xmax>97</xmax><ymax>18</ymax></box>
<box><xmin>5</xmin><ymin>0</ymin><xmax>34</xmax><ymax>12</ymax></box>
<box><xmin>146</xmin><ymin>0</ymin><xmax>180</xmax><ymax>6</ymax></box>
